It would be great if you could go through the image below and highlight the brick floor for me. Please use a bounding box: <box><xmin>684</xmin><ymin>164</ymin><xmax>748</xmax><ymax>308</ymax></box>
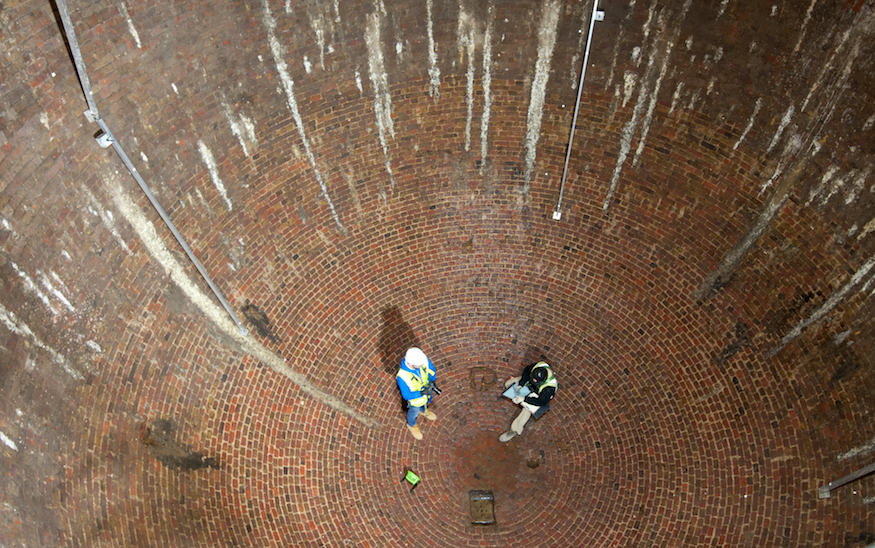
<box><xmin>1</xmin><ymin>0</ymin><xmax>875</xmax><ymax>546</ymax></box>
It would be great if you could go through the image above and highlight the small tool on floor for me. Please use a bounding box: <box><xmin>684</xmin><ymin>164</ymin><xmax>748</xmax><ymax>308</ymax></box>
<box><xmin>401</xmin><ymin>469</ymin><xmax>421</xmax><ymax>492</ymax></box>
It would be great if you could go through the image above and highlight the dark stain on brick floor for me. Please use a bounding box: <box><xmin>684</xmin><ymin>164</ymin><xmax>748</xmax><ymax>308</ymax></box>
<box><xmin>845</xmin><ymin>532</ymin><xmax>875</xmax><ymax>548</ymax></box>
<box><xmin>378</xmin><ymin>305</ymin><xmax>419</xmax><ymax>375</ymax></box>
<box><xmin>714</xmin><ymin>321</ymin><xmax>752</xmax><ymax>365</ymax></box>
<box><xmin>764</xmin><ymin>289</ymin><xmax>818</xmax><ymax>336</ymax></box>
<box><xmin>241</xmin><ymin>299</ymin><xmax>280</xmax><ymax>343</ymax></box>
<box><xmin>139</xmin><ymin>419</ymin><xmax>218</xmax><ymax>472</ymax></box>
<box><xmin>831</xmin><ymin>346</ymin><xmax>863</xmax><ymax>384</ymax></box>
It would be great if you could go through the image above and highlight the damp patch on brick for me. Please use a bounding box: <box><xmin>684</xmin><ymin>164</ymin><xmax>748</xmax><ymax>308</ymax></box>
<box><xmin>241</xmin><ymin>299</ymin><xmax>280</xmax><ymax>343</ymax></box>
<box><xmin>139</xmin><ymin>419</ymin><xmax>218</xmax><ymax>472</ymax></box>
<box><xmin>714</xmin><ymin>321</ymin><xmax>752</xmax><ymax>366</ymax></box>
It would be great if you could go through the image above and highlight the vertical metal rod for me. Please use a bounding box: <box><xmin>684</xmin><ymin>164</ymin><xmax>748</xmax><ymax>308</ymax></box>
<box><xmin>55</xmin><ymin>0</ymin><xmax>248</xmax><ymax>336</ymax></box>
<box><xmin>555</xmin><ymin>0</ymin><xmax>600</xmax><ymax>218</ymax></box>
<box><xmin>55</xmin><ymin>0</ymin><xmax>99</xmax><ymax>120</ymax></box>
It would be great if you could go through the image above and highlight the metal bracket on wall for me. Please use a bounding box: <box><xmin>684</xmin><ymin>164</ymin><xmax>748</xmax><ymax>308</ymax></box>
<box><xmin>818</xmin><ymin>460</ymin><xmax>875</xmax><ymax>499</ymax></box>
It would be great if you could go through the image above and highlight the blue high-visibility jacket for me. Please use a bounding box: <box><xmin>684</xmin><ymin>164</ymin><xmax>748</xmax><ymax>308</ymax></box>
<box><xmin>396</xmin><ymin>357</ymin><xmax>436</xmax><ymax>407</ymax></box>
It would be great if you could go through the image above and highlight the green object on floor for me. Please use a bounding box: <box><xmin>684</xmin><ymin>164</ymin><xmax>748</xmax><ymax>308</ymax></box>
<box><xmin>401</xmin><ymin>469</ymin><xmax>421</xmax><ymax>491</ymax></box>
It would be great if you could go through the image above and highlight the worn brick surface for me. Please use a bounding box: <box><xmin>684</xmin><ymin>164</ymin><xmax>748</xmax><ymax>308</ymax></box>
<box><xmin>1</xmin><ymin>0</ymin><xmax>875</xmax><ymax>547</ymax></box>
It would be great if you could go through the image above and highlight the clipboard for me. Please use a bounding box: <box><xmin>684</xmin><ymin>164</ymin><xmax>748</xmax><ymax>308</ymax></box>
<box><xmin>502</xmin><ymin>384</ymin><xmax>531</xmax><ymax>400</ymax></box>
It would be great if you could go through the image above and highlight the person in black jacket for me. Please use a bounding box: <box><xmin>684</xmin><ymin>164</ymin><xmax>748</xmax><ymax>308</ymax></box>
<box><xmin>499</xmin><ymin>361</ymin><xmax>557</xmax><ymax>442</ymax></box>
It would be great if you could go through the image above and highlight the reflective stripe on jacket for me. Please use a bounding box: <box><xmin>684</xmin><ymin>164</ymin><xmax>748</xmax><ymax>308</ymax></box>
<box><xmin>397</xmin><ymin>365</ymin><xmax>435</xmax><ymax>407</ymax></box>
<box><xmin>532</xmin><ymin>362</ymin><xmax>558</xmax><ymax>393</ymax></box>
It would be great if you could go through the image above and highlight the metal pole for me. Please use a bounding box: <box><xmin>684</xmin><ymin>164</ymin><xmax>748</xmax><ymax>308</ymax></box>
<box><xmin>55</xmin><ymin>0</ymin><xmax>248</xmax><ymax>336</ymax></box>
<box><xmin>818</xmin><ymin>460</ymin><xmax>875</xmax><ymax>499</ymax></box>
<box><xmin>554</xmin><ymin>0</ymin><xmax>601</xmax><ymax>221</ymax></box>
<box><xmin>55</xmin><ymin>0</ymin><xmax>99</xmax><ymax>121</ymax></box>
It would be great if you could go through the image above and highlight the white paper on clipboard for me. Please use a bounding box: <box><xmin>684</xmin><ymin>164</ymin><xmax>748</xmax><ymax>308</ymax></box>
<box><xmin>502</xmin><ymin>384</ymin><xmax>531</xmax><ymax>400</ymax></box>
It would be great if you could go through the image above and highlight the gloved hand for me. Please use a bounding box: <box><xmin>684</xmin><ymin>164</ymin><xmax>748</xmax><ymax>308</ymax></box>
<box><xmin>512</xmin><ymin>395</ymin><xmax>525</xmax><ymax>405</ymax></box>
<box><xmin>420</xmin><ymin>385</ymin><xmax>434</xmax><ymax>397</ymax></box>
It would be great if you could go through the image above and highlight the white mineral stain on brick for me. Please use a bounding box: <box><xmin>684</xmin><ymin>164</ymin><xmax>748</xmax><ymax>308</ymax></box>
<box><xmin>83</xmin><ymin>181</ymin><xmax>132</xmax><ymax>255</ymax></box>
<box><xmin>760</xmin><ymin>135</ymin><xmax>802</xmax><ymax>196</ymax></box>
<box><xmin>355</xmin><ymin>70</ymin><xmax>363</xmax><ymax>93</ymax></box>
<box><xmin>86</xmin><ymin>340</ymin><xmax>102</xmax><ymax>353</ymax></box>
<box><xmin>61</xmin><ymin>250</ymin><xmax>72</xmax><ymax>261</ymax></box>
<box><xmin>40</xmin><ymin>112</ymin><xmax>50</xmax><ymax>130</ymax></box>
<box><xmin>773</xmin><ymin>252</ymin><xmax>875</xmax><ymax>354</ymax></box>
<box><xmin>858</xmin><ymin>217</ymin><xmax>875</xmax><ymax>241</ymax></box>
<box><xmin>522</xmin><ymin>0</ymin><xmax>561</xmax><ymax>191</ymax></box>
<box><xmin>631</xmin><ymin>46</ymin><xmax>642</xmax><ymax>65</ymax></box>
<box><xmin>480</xmin><ymin>3</ymin><xmax>495</xmax><ymax>173</ymax></box>
<box><xmin>11</xmin><ymin>262</ymin><xmax>58</xmax><ymax>315</ymax></box>
<box><xmin>262</xmin><ymin>0</ymin><xmax>345</xmax><ymax>233</ymax></box>
<box><xmin>1</xmin><ymin>217</ymin><xmax>13</xmax><ymax>234</ymax></box>
<box><xmin>49</xmin><ymin>271</ymin><xmax>70</xmax><ymax>295</ymax></box>
<box><xmin>669</xmin><ymin>81</ymin><xmax>684</xmax><ymax>115</ymax></box>
<box><xmin>822</xmin><ymin>172</ymin><xmax>848</xmax><ymax>205</ymax></box>
<box><xmin>458</xmin><ymin>4</ymin><xmax>477</xmax><ymax>152</ymax></box>
<box><xmin>308</xmin><ymin>12</ymin><xmax>328</xmax><ymax>69</ymax></box>
<box><xmin>606</xmin><ymin>0</ymin><xmax>691</xmax><ymax>211</ymax></box>
<box><xmin>303</xmin><ymin>55</ymin><xmax>312</xmax><ymax>73</ymax></box>
<box><xmin>365</xmin><ymin>12</ymin><xmax>396</xmax><ymax>191</ymax></box>
<box><xmin>0</xmin><ymin>431</ymin><xmax>17</xmax><ymax>451</ymax></box>
<box><xmin>119</xmin><ymin>3</ymin><xmax>142</xmax><ymax>49</ymax></box>
<box><xmin>38</xmin><ymin>270</ymin><xmax>75</xmax><ymax>313</ymax></box>
<box><xmin>864</xmin><ymin>115</ymin><xmax>875</xmax><ymax>131</ymax></box>
<box><xmin>845</xmin><ymin>168</ymin><xmax>872</xmax><ymax>205</ymax></box>
<box><xmin>622</xmin><ymin>71</ymin><xmax>637</xmax><ymax>108</ymax></box>
<box><xmin>800</xmin><ymin>10</ymin><xmax>868</xmax><ymax>113</ymax></box>
<box><xmin>766</xmin><ymin>104</ymin><xmax>794</xmax><ymax>155</ymax></box>
<box><xmin>642</xmin><ymin>0</ymin><xmax>656</xmax><ymax>44</ymax></box>
<box><xmin>606</xmin><ymin>57</ymin><xmax>653</xmax><ymax>211</ymax></box>
<box><xmin>0</xmin><ymin>301</ymin><xmax>80</xmax><ymax>379</ymax></box>
<box><xmin>171</xmin><ymin>83</ymin><xmax>178</xmax><ymax>95</ymax></box>
<box><xmin>197</xmin><ymin>140</ymin><xmax>233</xmax><ymax>212</ymax></box>
<box><xmin>633</xmin><ymin>23</ymin><xmax>678</xmax><ymax>169</ymax></box>
<box><xmin>717</xmin><ymin>0</ymin><xmax>729</xmax><ymax>18</ymax></box>
<box><xmin>733</xmin><ymin>97</ymin><xmax>761</xmax><ymax>151</ymax></box>
<box><xmin>222</xmin><ymin>102</ymin><xmax>258</xmax><ymax>157</ymax></box>
<box><xmin>426</xmin><ymin>0</ymin><xmax>441</xmax><ymax>100</ymax></box>
<box><xmin>806</xmin><ymin>164</ymin><xmax>839</xmax><ymax>206</ymax></box>
<box><xmin>792</xmin><ymin>0</ymin><xmax>819</xmax><ymax>53</ymax></box>
<box><xmin>107</xmin><ymin>175</ymin><xmax>372</xmax><ymax>426</ymax></box>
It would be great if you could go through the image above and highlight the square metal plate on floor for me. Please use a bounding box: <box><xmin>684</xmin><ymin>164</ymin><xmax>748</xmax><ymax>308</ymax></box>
<box><xmin>469</xmin><ymin>490</ymin><xmax>495</xmax><ymax>525</ymax></box>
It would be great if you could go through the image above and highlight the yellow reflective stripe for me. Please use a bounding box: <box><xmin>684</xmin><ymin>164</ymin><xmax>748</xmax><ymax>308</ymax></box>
<box><xmin>397</xmin><ymin>368</ymin><xmax>430</xmax><ymax>406</ymax></box>
<box><xmin>532</xmin><ymin>364</ymin><xmax>557</xmax><ymax>393</ymax></box>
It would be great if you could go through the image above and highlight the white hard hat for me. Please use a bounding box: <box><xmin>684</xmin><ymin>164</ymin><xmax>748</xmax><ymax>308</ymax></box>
<box><xmin>405</xmin><ymin>347</ymin><xmax>427</xmax><ymax>366</ymax></box>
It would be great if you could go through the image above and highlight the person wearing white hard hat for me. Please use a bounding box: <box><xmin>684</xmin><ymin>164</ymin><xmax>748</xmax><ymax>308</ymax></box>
<box><xmin>499</xmin><ymin>361</ymin><xmax>557</xmax><ymax>442</ymax></box>
<box><xmin>395</xmin><ymin>347</ymin><xmax>438</xmax><ymax>440</ymax></box>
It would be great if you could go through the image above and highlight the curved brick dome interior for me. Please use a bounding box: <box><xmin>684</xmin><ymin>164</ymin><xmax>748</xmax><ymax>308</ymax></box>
<box><xmin>2</xmin><ymin>0</ymin><xmax>875</xmax><ymax>546</ymax></box>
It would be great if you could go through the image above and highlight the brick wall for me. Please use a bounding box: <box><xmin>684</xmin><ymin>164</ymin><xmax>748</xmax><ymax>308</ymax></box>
<box><xmin>1</xmin><ymin>0</ymin><xmax>874</xmax><ymax>546</ymax></box>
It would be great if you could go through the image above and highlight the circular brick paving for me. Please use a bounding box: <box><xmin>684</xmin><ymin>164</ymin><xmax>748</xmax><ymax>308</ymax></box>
<box><xmin>2</xmin><ymin>0</ymin><xmax>875</xmax><ymax>547</ymax></box>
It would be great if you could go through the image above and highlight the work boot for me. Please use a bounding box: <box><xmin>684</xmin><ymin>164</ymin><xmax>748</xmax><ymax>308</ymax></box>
<box><xmin>423</xmin><ymin>410</ymin><xmax>437</xmax><ymax>421</ymax></box>
<box><xmin>407</xmin><ymin>424</ymin><xmax>423</xmax><ymax>440</ymax></box>
<box><xmin>499</xmin><ymin>431</ymin><xmax>517</xmax><ymax>442</ymax></box>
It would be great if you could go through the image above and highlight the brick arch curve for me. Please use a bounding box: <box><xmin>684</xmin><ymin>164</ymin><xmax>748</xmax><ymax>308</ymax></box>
<box><xmin>1</xmin><ymin>0</ymin><xmax>874</xmax><ymax>546</ymax></box>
